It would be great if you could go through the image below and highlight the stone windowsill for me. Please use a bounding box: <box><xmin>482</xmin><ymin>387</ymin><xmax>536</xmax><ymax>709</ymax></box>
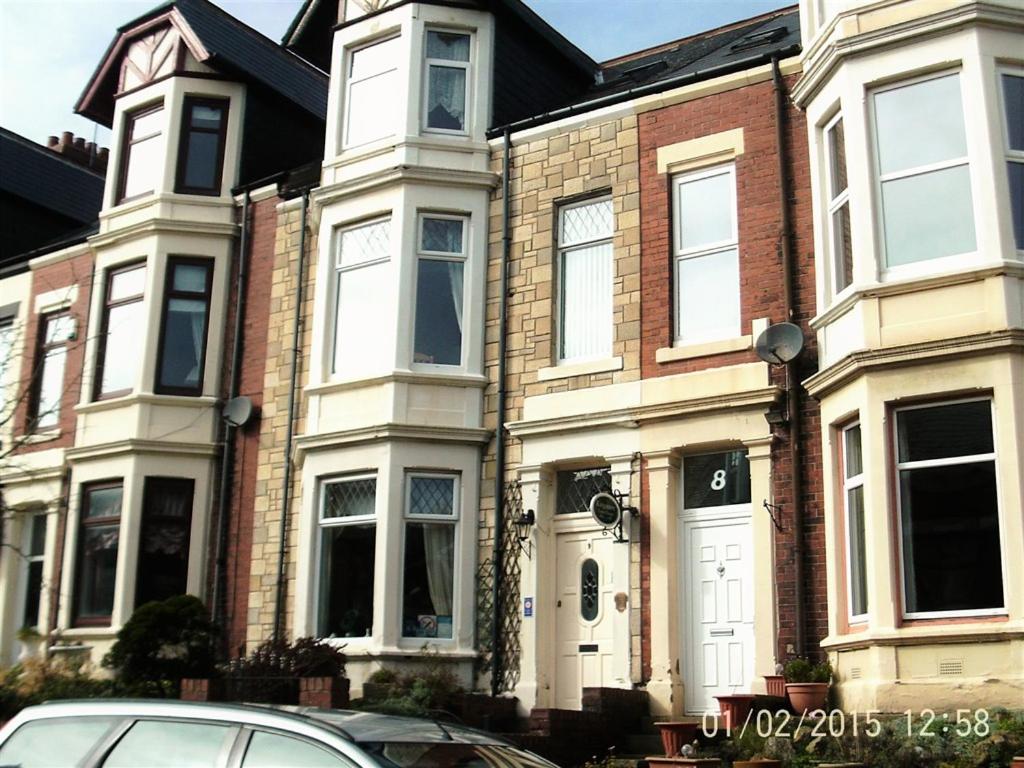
<box><xmin>538</xmin><ymin>356</ymin><xmax>623</xmax><ymax>382</ymax></box>
<box><xmin>656</xmin><ymin>335</ymin><xmax>751</xmax><ymax>363</ymax></box>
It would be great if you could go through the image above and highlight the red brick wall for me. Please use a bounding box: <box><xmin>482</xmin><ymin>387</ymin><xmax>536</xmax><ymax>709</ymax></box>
<box><xmin>213</xmin><ymin>195</ymin><xmax>278</xmax><ymax>655</ymax></box>
<box><xmin>636</xmin><ymin>73</ymin><xmax>827</xmax><ymax>664</ymax></box>
<box><xmin>13</xmin><ymin>250</ymin><xmax>94</xmax><ymax>453</ymax></box>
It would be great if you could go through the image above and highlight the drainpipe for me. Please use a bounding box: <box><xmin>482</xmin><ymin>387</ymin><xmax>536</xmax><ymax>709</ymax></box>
<box><xmin>273</xmin><ymin>189</ymin><xmax>310</xmax><ymax>643</ymax></box>
<box><xmin>212</xmin><ymin>190</ymin><xmax>250</xmax><ymax>636</ymax></box>
<box><xmin>772</xmin><ymin>57</ymin><xmax>805</xmax><ymax>658</ymax></box>
<box><xmin>490</xmin><ymin>128</ymin><xmax>512</xmax><ymax>696</ymax></box>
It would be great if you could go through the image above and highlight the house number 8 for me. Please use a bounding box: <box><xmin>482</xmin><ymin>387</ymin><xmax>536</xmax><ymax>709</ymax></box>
<box><xmin>710</xmin><ymin>469</ymin><xmax>727</xmax><ymax>490</ymax></box>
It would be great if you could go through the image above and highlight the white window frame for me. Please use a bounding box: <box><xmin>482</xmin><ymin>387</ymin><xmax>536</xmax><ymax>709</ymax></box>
<box><xmin>557</xmin><ymin>196</ymin><xmax>614</xmax><ymax>363</ymax></box>
<box><xmin>893</xmin><ymin>397</ymin><xmax>1006</xmax><ymax>621</ymax></box>
<box><xmin>343</xmin><ymin>36</ymin><xmax>400</xmax><ymax>149</ymax></box>
<box><xmin>871</xmin><ymin>70</ymin><xmax>977</xmax><ymax>279</ymax></box>
<box><xmin>997</xmin><ymin>66</ymin><xmax>1024</xmax><ymax>253</ymax></box>
<box><xmin>401</xmin><ymin>471</ymin><xmax>460</xmax><ymax>641</ymax></box>
<box><xmin>422</xmin><ymin>28</ymin><xmax>472</xmax><ymax>136</ymax></box>
<box><xmin>672</xmin><ymin>163</ymin><xmax>740</xmax><ymax>344</ymax></box>
<box><xmin>331</xmin><ymin>216</ymin><xmax>391</xmax><ymax>376</ymax></box>
<box><xmin>823</xmin><ymin>112</ymin><xmax>852</xmax><ymax>298</ymax></box>
<box><xmin>315</xmin><ymin>473</ymin><xmax>378</xmax><ymax>640</ymax></box>
<box><xmin>18</xmin><ymin>512</ymin><xmax>47</xmax><ymax>631</ymax></box>
<box><xmin>412</xmin><ymin>213</ymin><xmax>468</xmax><ymax>370</ymax></box>
<box><xmin>841</xmin><ymin>422</ymin><xmax>867</xmax><ymax>623</ymax></box>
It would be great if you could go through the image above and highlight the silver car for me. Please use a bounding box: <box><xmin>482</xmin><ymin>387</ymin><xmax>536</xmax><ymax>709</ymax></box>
<box><xmin>0</xmin><ymin>700</ymin><xmax>559</xmax><ymax>768</ymax></box>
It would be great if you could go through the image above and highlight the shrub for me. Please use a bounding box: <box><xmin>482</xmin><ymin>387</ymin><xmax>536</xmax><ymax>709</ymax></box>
<box><xmin>102</xmin><ymin>595</ymin><xmax>218</xmax><ymax>696</ymax></box>
<box><xmin>0</xmin><ymin>657</ymin><xmax>119</xmax><ymax>720</ymax></box>
<box><xmin>358</xmin><ymin>658</ymin><xmax>463</xmax><ymax>718</ymax></box>
<box><xmin>228</xmin><ymin>637</ymin><xmax>346</xmax><ymax>679</ymax></box>
<box><xmin>782</xmin><ymin>657</ymin><xmax>831</xmax><ymax>684</ymax></box>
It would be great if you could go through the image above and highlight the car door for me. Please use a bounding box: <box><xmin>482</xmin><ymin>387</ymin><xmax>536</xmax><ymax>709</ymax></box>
<box><xmin>231</xmin><ymin>728</ymin><xmax>361</xmax><ymax>768</ymax></box>
<box><xmin>98</xmin><ymin>719</ymin><xmax>239</xmax><ymax>768</ymax></box>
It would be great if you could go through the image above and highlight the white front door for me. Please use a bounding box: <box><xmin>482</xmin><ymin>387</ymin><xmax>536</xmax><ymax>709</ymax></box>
<box><xmin>554</xmin><ymin>529</ymin><xmax>617</xmax><ymax>710</ymax></box>
<box><xmin>682</xmin><ymin>515</ymin><xmax>754</xmax><ymax>714</ymax></box>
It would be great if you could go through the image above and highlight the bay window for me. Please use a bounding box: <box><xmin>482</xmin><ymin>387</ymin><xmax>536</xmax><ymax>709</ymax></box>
<box><xmin>413</xmin><ymin>215</ymin><xmax>466</xmax><ymax>366</ymax></box>
<box><xmin>673</xmin><ymin>164</ymin><xmax>740</xmax><ymax>344</ymax></box>
<box><xmin>31</xmin><ymin>311</ymin><xmax>74</xmax><ymax>431</ymax></box>
<box><xmin>118</xmin><ymin>103</ymin><xmax>164</xmax><ymax>203</ymax></box>
<box><xmin>999</xmin><ymin>70</ymin><xmax>1024</xmax><ymax>250</ymax></box>
<box><xmin>558</xmin><ymin>198</ymin><xmax>613</xmax><ymax>362</ymax></box>
<box><xmin>402</xmin><ymin>474</ymin><xmax>457</xmax><ymax>639</ymax></box>
<box><xmin>873</xmin><ymin>73</ymin><xmax>976</xmax><ymax>268</ymax></box>
<box><xmin>95</xmin><ymin>262</ymin><xmax>146</xmax><ymax>399</ymax></box>
<box><xmin>344</xmin><ymin>37</ymin><xmax>400</xmax><ymax>148</ymax></box>
<box><xmin>842</xmin><ymin>423</ymin><xmax>867</xmax><ymax>620</ymax></box>
<box><xmin>175</xmin><ymin>97</ymin><xmax>228</xmax><ymax>195</ymax></box>
<box><xmin>824</xmin><ymin>115</ymin><xmax>852</xmax><ymax>294</ymax></box>
<box><xmin>135</xmin><ymin>477</ymin><xmax>194</xmax><ymax>607</ymax></box>
<box><xmin>333</xmin><ymin>218</ymin><xmax>391</xmax><ymax>377</ymax></box>
<box><xmin>156</xmin><ymin>258</ymin><xmax>212</xmax><ymax>395</ymax></box>
<box><xmin>74</xmin><ymin>482</ymin><xmax>122</xmax><ymax>625</ymax></box>
<box><xmin>318</xmin><ymin>476</ymin><xmax>376</xmax><ymax>638</ymax></box>
<box><xmin>895</xmin><ymin>400</ymin><xmax>1003</xmax><ymax>618</ymax></box>
<box><xmin>424</xmin><ymin>31</ymin><xmax>470</xmax><ymax>133</ymax></box>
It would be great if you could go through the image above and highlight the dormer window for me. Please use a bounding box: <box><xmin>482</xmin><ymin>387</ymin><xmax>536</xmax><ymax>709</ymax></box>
<box><xmin>175</xmin><ymin>97</ymin><xmax>228</xmax><ymax>195</ymax></box>
<box><xmin>424</xmin><ymin>31</ymin><xmax>470</xmax><ymax>133</ymax></box>
<box><xmin>117</xmin><ymin>102</ymin><xmax>164</xmax><ymax>203</ymax></box>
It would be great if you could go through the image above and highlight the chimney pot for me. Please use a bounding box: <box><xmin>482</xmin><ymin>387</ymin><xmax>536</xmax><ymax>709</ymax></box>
<box><xmin>61</xmin><ymin>131</ymin><xmax>73</xmax><ymax>146</ymax></box>
<box><xmin>47</xmin><ymin>136</ymin><xmax>59</xmax><ymax>147</ymax></box>
<box><xmin>73</xmin><ymin>137</ymin><xmax>86</xmax><ymax>150</ymax></box>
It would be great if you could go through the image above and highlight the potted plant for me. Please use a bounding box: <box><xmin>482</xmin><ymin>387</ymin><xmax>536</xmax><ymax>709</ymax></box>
<box><xmin>654</xmin><ymin>720</ymin><xmax>699</xmax><ymax>756</ymax></box>
<box><xmin>764</xmin><ymin>662</ymin><xmax>786</xmax><ymax>697</ymax></box>
<box><xmin>714</xmin><ymin>693</ymin><xmax>756</xmax><ymax>730</ymax></box>
<box><xmin>783</xmin><ymin>657</ymin><xmax>831</xmax><ymax>713</ymax></box>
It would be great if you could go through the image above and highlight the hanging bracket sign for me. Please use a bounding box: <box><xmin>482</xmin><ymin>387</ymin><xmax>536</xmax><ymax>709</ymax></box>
<box><xmin>589</xmin><ymin>490</ymin><xmax>638</xmax><ymax>543</ymax></box>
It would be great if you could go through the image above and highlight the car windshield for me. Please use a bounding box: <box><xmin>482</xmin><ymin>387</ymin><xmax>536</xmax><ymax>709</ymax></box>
<box><xmin>359</xmin><ymin>742</ymin><xmax>558</xmax><ymax>768</ymax></box>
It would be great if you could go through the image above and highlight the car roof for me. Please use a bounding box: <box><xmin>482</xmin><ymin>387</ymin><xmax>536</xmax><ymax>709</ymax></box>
<box><xmin>16</xmin><ymin>700</ymin><xmax>512</xmax><ymax>746</ymax></box>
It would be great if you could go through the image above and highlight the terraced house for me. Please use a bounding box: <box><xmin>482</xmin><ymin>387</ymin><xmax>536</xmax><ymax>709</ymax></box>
<box><xmin>0</xmin><ymin>0</ymin><xmax>1021</xmax><ymax>724</ymax></box>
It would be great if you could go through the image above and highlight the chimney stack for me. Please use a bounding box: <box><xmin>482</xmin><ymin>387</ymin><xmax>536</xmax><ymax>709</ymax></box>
<box><xmin>46</xmin><ymin>130</ymin><xmax>108</xmax><ymax>175</ymax></box>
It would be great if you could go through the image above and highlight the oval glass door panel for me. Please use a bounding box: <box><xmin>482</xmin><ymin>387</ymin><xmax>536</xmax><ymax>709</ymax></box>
<box><xmin>580</xmin><ymin>558</ymin><xmax>599</xmax><ymax>621</ymax></box>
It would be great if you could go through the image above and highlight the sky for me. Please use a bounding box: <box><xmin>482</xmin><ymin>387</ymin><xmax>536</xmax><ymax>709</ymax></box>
<box><xmin>0</xmin><ymin>0</ymin><xmax>786</xmax><ymax>148</ymax></box>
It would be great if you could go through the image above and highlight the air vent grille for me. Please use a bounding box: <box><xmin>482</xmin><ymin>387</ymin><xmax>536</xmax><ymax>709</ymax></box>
<box><xmin>938</xmin><ymin>659</ymin><xmax>964</xmax><ymax>676</ymax></box>
<box><xmin>849</xmin><ymin>666</ymin><xmax>862</xmax><ymax>680</ymax></box>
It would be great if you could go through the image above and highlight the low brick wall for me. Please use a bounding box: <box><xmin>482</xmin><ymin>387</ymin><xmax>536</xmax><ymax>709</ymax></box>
<box><xmin>299</xmin><ymin>677</ymin><xmax>350</xmax><ymax>709</ymax></box>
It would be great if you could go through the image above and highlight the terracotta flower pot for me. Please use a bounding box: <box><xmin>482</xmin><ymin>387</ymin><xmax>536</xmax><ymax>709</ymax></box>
<box><xmin>734</xmin><ymin>761</ymin><xmax>781</xmax><ymax>768</ymax></box>
<box><xmin>714</xmin><ymin>694</ymin><xmax>756</xmax><ymax>730</ymax></box>
<box><xmin>763</xmin><ymin>675</ymin><xmax>786</xmax><ymax>697</ymax></box>
<box><xmin>785</xmin><ymin>682</ymin><xmax>828</xmax><ymax>713</ymax></box>
<box><xmin>1010</xmin><ymin>758</ymin><xmax>1024</xmax><ymax>767</ymax></box>
<box><xmin>655</xmin><ymin>721</ymin><xmax>699</xmax><ymax>756</ymax></box>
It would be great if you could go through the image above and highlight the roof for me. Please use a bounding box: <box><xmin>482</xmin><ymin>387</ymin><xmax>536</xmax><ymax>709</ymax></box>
<box><xmin>77</xmin><ymin>0</ymin><xmax>327</xmax><ymax>126</ymax></box>
<box><xmin>594</xmin><ymin>7</ymin><xmax>801</xmax><ymax>98</ymax></box>
<box><xmin>0</xmin><ymin>127</ymin><xmax>105</xmax><ymax>224</ymax></box>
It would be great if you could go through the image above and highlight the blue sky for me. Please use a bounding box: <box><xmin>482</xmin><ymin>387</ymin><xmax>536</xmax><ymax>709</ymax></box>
<box><xmin>0</xmin><ymin>0</ymin><xmax>786</xmax><ymax>147</ymax></box>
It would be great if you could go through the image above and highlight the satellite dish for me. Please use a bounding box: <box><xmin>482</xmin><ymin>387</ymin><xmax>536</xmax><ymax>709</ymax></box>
<box><xmin>223</xmin><ymin>396</ymin><xmax>254</xmax><ymax>427</ymax></box>
<box><xmin>589</xmin><ymin>492</ymin><xmax>622</xmax><ymax>528</ymax></box>
<box><xmin>755</xmin><ymin>322</ymin><xmax>805</xmax><ymax>365</ymax></box>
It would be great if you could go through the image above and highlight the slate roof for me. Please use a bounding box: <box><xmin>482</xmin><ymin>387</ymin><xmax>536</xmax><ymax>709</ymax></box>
<box><xmin>77</xmin><ymin>0</ymin><xmax>327</xmax><ymax>126</ymax></box>
<box><xmin>0</xmin><ymin>128</ymin><xmax>105</xmax><ymax>224</ymax></box>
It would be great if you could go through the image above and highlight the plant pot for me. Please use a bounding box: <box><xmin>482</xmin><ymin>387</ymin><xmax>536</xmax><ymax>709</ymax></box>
<box><xmin>785</xmin><ymin>682</ymin><xmax>828</xmax><ymax>713</ymax></box>
<box><xmin>763</xmin><ymin>675</ymin><xmax>786</xmax><ymax>697</ymax></box>
<box><xmin>734</xmin><ymin>761</ymin><xmax>781</xmax><ymax>768</ymax></box>
<box><xmin>644</xmin><ymin>759</ymin><xmax>721</xmax><ymax>767</ymax></box>
<box><xmin>655</xmin><ymin>721</ymin><xmax>699</xmax><ymax>757</ymax></box>
<box><xmin>1010</xmin><ymin>758</ymin><xmax>1024</xmax><ymax>767</ymax></box>
<box><xmin>714</xmin><ymin>694</ymin><xmax>756</xmax><ymax>730</ymax></box>
<box><xmin>816</xmin><ymin>763</ymin><xmax>866</xmax><ymax>767</ymax></box>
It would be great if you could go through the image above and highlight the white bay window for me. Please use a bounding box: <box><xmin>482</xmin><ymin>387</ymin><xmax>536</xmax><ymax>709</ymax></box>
<box><xmin>424</xmin><ymin>31</ymin><xmax>471</xmax><ymax>133</ymax></box>
<box><xmin>413</xmin><ymin>215</ymin><xmax>465</xmax><ymax>367</ymax></box>
<box><xmin>344</xmin><ymin>37</ymin><xmax>400</xmax><ymax>148</ymax></box>
<box><xmin>558</xmin><ymin>198</ymin><xmax>613</xmax><ymax>362</ymax></box>
<box><xmin>333</xmin><ymin>218</ymin><xmax>391</xmax><ymax>377</ymax></box>
<box><xmin>673</xmin><ymin>164</ymin><xmax>740</xmax><ymax>344</ymax></box>
<box><xmin>873</xmin><ymin>73</ymin><xmax>976</xmax><ymax>269</ymax></box>
<box><xmin>402</xmin><ymin>474</ymin><xmax>458</xmax><ymax>640</ymax></box>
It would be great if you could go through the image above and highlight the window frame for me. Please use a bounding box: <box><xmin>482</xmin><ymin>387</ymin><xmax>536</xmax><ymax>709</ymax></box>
<box><xmin>841</xmin><ymin>422</ymin><xmax>867</xmax><ymax>623</ymax></box>
<box><xmin>315</xmin><ymin>473</ymin><xmax>378</xmax><ymax>640</ymax></box>
<box><xmin>174</xmin><ymin>95</ymin><xmax>230</xmax><ymax>196</ymax></box>
<box><xmin>117</xmin><ymin>101</ymin><xmax>164</xmax><ymax>204</ymax></box>
<box><xmin>671</xmin><ymin>162</ymin><xmax>740</xmax><ymax>345</ymax></box>
<box><xmin>870</xmin><ymin>70</ymin><xmax>977</xmax><ymax>278</ymax></box>
<box><xmin>556</xmin><ymin>195</ymin><xmax>614</xmax><ymax>363</ymax></box>
<box><xmin>823</xmin><ymin>112</ymin><xmax>853</xmax><ymax>297</ymax></box>
<box><xmin>20</xmin><ymin>512</ymin><xmax>47</xmax><ymax>631</ymax></box>
<box><xmin>343</xmin><ymin>35</ymin><xmax>400</xmax><ymax>149</ymax></box>
<box><xmin>331</xmin><ymin>216</ymin><xmax>391</xmax><ymax>377</ymax></box>
<box><xmin>892</xmin><ymin>397</ymin><xmax>1006</xmax><ymax>621</ymax></box>
<box><xmin>134</xmin><ymin>476</ymin><xmax>195</xmax><ymax>608</ymax></box>
<box><xmin>72</xmin><ymin>480</ymin><xmax>123</xmax><ymax>627</ymax></box>
<box><xmin>412</xmin><ymin>212</ymin><xmax>468</xmax><ymax>370</ymax></box>
<box><xmin>996</xmin><ymin>66</ymin><xmax>1024</xmax><ymax>252</ymax></box>
<box><xmin>422</xmin><ymin>28</ymin><xmax>473</xmax><ymax>136</ymax></box>
<box><xmin>401</xmin><ymin>471</ymin><xmax>460</xmax><ymax>641</ymax></box>
<box><xmin>154</xmin><ymin>256</ymin><xmax>214</xmax><ymax>396</ymax></box>
<box><xmin>29</xmin><ymin>310</ymin><xmax>73</xmax><ymax>432</ymax></box>
<box><xmin>94</xmin><ymin>261</ymin><xmax>146</xmax><ymax>401</ymax></box>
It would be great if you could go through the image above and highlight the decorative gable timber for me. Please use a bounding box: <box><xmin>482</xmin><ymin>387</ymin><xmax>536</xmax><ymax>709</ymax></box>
<box><xmin>342</xmin><ymin>0</ymin><xmax>398</xmax><ymax>22</ymax></box>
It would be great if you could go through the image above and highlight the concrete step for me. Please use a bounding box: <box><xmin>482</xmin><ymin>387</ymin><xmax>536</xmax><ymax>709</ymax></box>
<box><xmin>620</xmin><ymin>733</ymin><xmax>664</xmax><ymax>756</ymax></box>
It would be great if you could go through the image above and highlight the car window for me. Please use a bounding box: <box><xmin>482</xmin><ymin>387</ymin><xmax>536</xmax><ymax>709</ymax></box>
<box><xmin>362</xmin><ymin>743</ymin><xmax>557</xmax><ymax>768</ymax></box>
<box><xmin>241</xmin><ymin>731</ymin><xmax>355</xmax><ymax>768</ymax></box>
<box><xmin>102</xmin><ymin>720</ymin><xmax>236</xmax><ymax>768</ymax></box>
<box><xmin>0</xmin><ymin>716</ymin><xmax>119</xmax><ymax>768</ymax></box>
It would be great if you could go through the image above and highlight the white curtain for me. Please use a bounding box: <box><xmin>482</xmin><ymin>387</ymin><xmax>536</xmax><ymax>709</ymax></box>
<box><xmin>187</xmin><ymin>303</ymin><xmax>205</xmax><ymax>384</ymax></box>
<box><xmin>422</xmin><ymin>524</ymin><xmax>453</xmax><ymax>617</ymax></box>
<box><xmin>447</xmin><ymin>262</ymin><xmax>463</xmax><ymax>333</ymax></box>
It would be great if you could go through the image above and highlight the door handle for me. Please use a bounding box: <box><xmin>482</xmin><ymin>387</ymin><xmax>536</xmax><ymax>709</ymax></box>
<box><xmin>709</xmin><ymin>628</ymin><xmax>734</xmax><ymax>637</ymax></box>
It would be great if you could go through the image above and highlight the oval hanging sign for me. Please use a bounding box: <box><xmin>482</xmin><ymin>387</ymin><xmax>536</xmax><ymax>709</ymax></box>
<box><xmin>589</xmin><ymin>492</ymin><xmax>622</xmax><ymax>528</ymax></box>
